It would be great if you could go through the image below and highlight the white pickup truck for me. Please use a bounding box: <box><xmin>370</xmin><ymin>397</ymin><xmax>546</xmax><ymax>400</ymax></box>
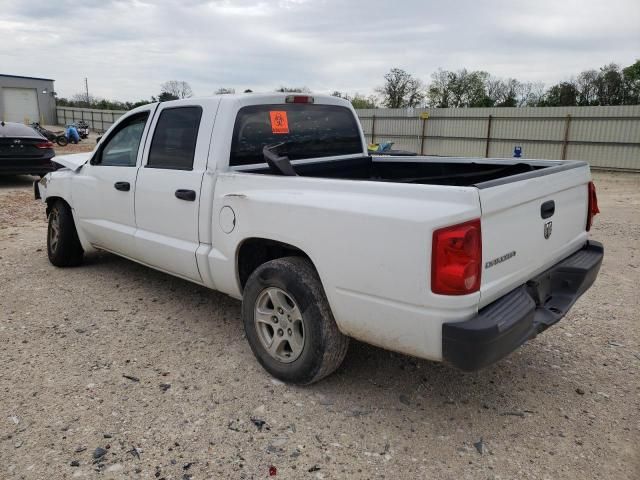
<box><xmin>36</xmin><ymin>93</ymin><xmax>603</xmax><ymax>384</ymax></box>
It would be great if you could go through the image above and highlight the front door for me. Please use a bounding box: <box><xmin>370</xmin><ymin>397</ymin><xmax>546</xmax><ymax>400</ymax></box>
<box><xmin>134</xmin><ymin>104</ymin><xmax>208</xmax><ymax>282</ymax></box>
<box><xmin>72</xmin><ymin>107</ymin><xmax>155</xmax><ymax>257</ymax></box>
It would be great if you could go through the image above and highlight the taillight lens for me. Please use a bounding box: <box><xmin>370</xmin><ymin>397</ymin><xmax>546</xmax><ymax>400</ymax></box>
<box><xmin>35</xmin><ymin>141</ymin><xmax>54</xmax><ymax>149</ymax></box>
<box><xmin>586</xmin><ymin>181</ymin><xmax>600</xmax><ymax>231</ymax></box>
<box><xmin>431</xmin><ymin>219</ymin><xmax>482</xmax><ymax>295</ymax></box>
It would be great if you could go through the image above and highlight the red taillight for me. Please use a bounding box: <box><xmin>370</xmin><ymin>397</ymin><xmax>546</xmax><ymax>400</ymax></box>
<box><xmin>35</xmin><ymin>141</ymin><xmax>54</xmax><ymax>149</ymax></box>
<box><xmin>285</xmin><ymin>95</ymin><xmax>314</xmax><ymax>104</ymax></box>
<box><xmin>431</xmin><ymin>219</ymin><xmax>482</xmax><ymax>295</ymax></box>
<box><xmin>586</xmin><ymin>181</ymin><xmax>600</xmax><ymax>231</ymax></box>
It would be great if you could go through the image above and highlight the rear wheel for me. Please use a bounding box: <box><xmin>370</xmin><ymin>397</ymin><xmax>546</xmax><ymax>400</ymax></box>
<box><xmin>47</xmin><ymin>200</ymin><xmax>84</xmax><ymax>267</ymax></box>
<box><xmin>242</xmin><ymin>257</ymin><xmax>349</xmax><ymax>384</ymax></box>
<box><xmin>56</xmin><ymin>135</ymin><xmax>68</xmax><ymax>147</ymax></box>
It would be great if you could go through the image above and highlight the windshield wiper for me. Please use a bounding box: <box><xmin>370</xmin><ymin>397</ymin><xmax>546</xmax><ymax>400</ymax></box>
<box><xmin>262</xmin><ymin>142</ymin><xmax>298</xmax><ymax>176</ymax></box>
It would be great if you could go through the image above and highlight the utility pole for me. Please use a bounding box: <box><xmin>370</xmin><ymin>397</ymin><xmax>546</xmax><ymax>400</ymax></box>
<box><xmin>84</xmin><ymin>77</ymin><xmax>89</xmax><ymax>104</ymax></box>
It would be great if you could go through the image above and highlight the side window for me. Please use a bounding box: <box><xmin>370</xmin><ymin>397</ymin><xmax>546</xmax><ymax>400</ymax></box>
<box><xmin>147</xmin><ymin>107</ymin><xmax>202</xmax><ymax>170</ymax></box>
<box><xmin>98</xmin><ymin>112</ymin><xmax>149</xmax><ymax>167</ymax></box>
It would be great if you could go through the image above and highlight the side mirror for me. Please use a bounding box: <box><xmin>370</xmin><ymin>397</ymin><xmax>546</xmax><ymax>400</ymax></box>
<box><xmin>96</xmin><ymin>136</ymin><xmax>102</xmax><ymax>144</ymax></box>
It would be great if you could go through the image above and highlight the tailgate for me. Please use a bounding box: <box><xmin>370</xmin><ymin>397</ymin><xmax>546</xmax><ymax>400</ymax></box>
<box><xmin>478</xmin><ymin>163</ymin><xmax>591</xmax><ymax>308</ymax></box>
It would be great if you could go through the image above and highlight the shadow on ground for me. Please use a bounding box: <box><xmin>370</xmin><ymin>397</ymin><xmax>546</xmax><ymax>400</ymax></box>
<box><xmin>80</xmin><ymin>249</ymin><xmax>551</xmax><ymax>411</ymax></box>
<box><xmin>0</xmin><ymin>174</ymin><xmax>39</xmax><ymax>190</ymax></box>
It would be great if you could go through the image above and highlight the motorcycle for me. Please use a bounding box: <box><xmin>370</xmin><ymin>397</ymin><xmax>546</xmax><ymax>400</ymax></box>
<box><xmin>74</xmin><ymin>120</ymin><xmax>90</xmax><ymax>139</ymax></box>
<box><xmin>30</xmin><ymin>122</ymin><xmax>69</xmax><ymax>146</ymax></box>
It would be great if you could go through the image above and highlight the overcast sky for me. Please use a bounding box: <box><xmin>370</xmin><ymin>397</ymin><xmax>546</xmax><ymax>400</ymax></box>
<box><xmin>2</xmin><ymin>0</ymin><xmax>638</xmax><ymax>101</ymax></box>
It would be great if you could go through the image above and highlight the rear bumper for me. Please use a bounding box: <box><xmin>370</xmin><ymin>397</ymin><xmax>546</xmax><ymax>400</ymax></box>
<box><xmin>442</xmin><ymin>240</ymin><xmax>604</xmax><ymax>371</ymax></box>
<box><xmin>0</xmin><ymin>155</ymin><xmax>57</xmax><ymax>176</ymax></box>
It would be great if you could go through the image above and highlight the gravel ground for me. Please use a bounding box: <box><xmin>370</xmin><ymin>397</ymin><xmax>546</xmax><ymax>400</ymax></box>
<box><xmin>0</xmin><ymin>171</ymin><xmax>638</xmax><ymax>480</ymax></box>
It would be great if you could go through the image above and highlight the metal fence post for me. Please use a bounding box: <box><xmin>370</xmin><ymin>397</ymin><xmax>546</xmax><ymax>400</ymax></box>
<box><xmin>561</xmin><ymin>114</ymin><xmax>572</xmax><ymax>160</ymax></box>
<box><xmin>485</xmin><ymin>114</ymin><xmax>493</xmax><ymax>158</ymax></box>
<box><xmin>420</xmin><ymin>116</ymin><xmax>428</xmax><ymax>155</ymax></box>
<box><xmin>371</xmin><ymin>114</ymin><xmax>376</xmax><ymax>145</ymax></box>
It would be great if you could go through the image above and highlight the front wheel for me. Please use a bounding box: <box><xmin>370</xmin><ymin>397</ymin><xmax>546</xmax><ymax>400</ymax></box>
<box><xmin>47</xmin><ymin>200</ymin><xmax>84</xmax><ymax>267</ymax></box>
<box><xmin>56</xmin><ymin>135</ymin><xmax>68</xmax><ymax>147</ymax></box>
<box><xmin>242</xmin><ymin>257</ymin><xmax>349</xmax><ymax>385</ymax></box>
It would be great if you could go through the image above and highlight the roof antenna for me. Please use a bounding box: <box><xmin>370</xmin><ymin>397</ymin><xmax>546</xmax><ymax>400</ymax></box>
<box><xmin>1</xmin><ymin>121</ymin><xmax>4</xmax><ymax>127</ymax></box>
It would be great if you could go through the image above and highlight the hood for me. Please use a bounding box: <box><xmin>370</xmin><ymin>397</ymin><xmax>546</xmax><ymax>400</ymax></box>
<box><xmin>52</xmin><ymin>152</ymin><xmax>92</xmax><ymax>171</ymax></box>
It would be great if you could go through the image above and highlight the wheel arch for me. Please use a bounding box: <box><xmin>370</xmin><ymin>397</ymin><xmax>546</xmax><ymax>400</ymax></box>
<box><xmin>45</xmin><ymin>196</ymin><xmax>70</xmax><ymax>217</ymax></box>
<box><xmin>44</xmin><ymin>196</ymin><xmax>94</xmax><ymax>253</ymax></box>
<box><xmin>236</xmin><ymin>237</ymin><xmax>319</xmax><ymax>293</ymax></box>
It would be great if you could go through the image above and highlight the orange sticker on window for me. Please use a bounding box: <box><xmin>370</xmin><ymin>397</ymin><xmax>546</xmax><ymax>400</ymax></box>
<box><xmin>269</xmin><ymin>111</ymin><xmax>289</xmax><ymax>134</ymax></box>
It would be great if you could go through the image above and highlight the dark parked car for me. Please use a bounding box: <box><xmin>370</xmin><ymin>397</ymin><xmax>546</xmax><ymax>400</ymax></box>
<box><xmin>0</xmin><ymin>121</ymin><xmax>57</xmax><ymax>176</ymax></box>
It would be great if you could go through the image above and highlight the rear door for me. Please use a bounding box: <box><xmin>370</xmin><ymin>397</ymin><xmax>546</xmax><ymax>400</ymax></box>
<box><xmin>478</xmin><ymin>165</ymin><xmax>591</xmax><ymax>307</ymax></box>
<box><xmin>133</xmin><ymin>101</ymin><xmax>215</xmax><ymax>282</ymax></box>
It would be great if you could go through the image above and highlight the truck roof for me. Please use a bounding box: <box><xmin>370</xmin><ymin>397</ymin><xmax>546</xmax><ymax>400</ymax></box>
<box><xmin>152</xmin><ymin>92</ymin><xmax>351</xmax><ymax>108</ymax></box>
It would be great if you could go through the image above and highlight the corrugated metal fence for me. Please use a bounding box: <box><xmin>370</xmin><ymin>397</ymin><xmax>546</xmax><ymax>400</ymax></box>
<box><xmin>56</xmin><ymin>105</ymin><xmax>640</xmax><ymax>171</ymax></box>
<box><xmin>356</xmin><ymin>105</ymin><xmax>640</xmax><ymax>171</ymax></box>
<box><xmin>56</xmin><ymin>107</ymin><xmax>127</xmax><ymax>134</ymax></box>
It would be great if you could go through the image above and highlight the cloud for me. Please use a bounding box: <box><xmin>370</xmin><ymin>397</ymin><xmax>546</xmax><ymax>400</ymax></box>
<box><xmin>1</xmin><ymin>0</ymin><xmax>638</xmax><ymax>101</ymax></box>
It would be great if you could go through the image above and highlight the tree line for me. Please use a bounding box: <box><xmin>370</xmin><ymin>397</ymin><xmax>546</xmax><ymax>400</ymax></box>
<box><xmin>57</xmin><ymin>60</ymin><xmax>639</xmax><ymax>110</ymax></box>
<box><xmin>56</xmin><ymin>81</ymin><xmax>308</xmax><ymax>109</ymax></box>
<box><xmin>56</xmin><ymin>81</ymin><xmax>195</xmax><ymax>110</ymax></box>
<box><xmin>374</xmin><ymin>60</ymin><xmax>640</xmax><ymax>108</ymax></box>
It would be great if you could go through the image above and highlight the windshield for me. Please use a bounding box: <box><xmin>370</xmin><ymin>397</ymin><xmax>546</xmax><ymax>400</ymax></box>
<box><xmin>230</xmin><ymin>104</ymin><xmax>363</xmax><ymax>166</ymax></box>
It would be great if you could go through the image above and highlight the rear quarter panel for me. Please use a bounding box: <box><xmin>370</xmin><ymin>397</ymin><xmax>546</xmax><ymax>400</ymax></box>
<box><xmin>206</xmin><ymin>172</ymin><xmax>481</xmax><ymax>360</ymax></box>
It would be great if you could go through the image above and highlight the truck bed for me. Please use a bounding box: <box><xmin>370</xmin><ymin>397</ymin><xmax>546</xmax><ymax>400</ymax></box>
<box><xmin>241</xmin><ymin>155</ymin><xmax>586</xmax><ymax>188</ymax></box>
<box><xmin>238</xmin><ymin>154</ymin><xmax>593</xmax><ymax>310</ymax></box>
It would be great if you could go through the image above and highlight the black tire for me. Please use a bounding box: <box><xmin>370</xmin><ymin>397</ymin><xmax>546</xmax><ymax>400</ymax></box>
<box><xmin>242</xmin><ymin>256</ymin><xmax>349</xmax><ymax>385</ymax></box>
<box><xmin>56</xmin><ymin>135</ymin><xmax>68</xmax><ymax>147</ymax></box>
<box><xmin>47</xmin><ymin>200</ymin><xmax>84</xmax><ymax>267</ymax></box>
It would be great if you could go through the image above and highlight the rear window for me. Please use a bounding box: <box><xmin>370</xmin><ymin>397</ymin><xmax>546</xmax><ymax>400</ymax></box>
<box><xmin>147</xmin><ymin>106</ymin><xmax>202</xmax><ymax>170</ymax></box>
<box><xmin>230</xmin><ymin>104</ymin><xmax>362</xmax><ymax>166</ymax></box>
<box><xmin>0</xmin><ymin>122</ymin><xmax>42</xmax><ymax>138</ymax></box>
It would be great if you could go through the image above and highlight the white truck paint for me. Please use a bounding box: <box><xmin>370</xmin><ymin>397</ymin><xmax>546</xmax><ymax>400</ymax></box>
<box><xmin>36</xmin><ymin>93</ymin><xmax>602</xmax><ymax>381</ymax></box>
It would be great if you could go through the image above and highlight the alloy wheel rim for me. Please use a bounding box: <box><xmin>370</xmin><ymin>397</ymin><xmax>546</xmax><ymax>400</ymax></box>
<box><xmin>254</xmin><ymin>287</ymin><xmax>305</xmax><ymax>363</ymax></box>
<box><xmin>49</xmin><ymin>210</ymin><xmax>60</xmax><ymax>252</ymax></box>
